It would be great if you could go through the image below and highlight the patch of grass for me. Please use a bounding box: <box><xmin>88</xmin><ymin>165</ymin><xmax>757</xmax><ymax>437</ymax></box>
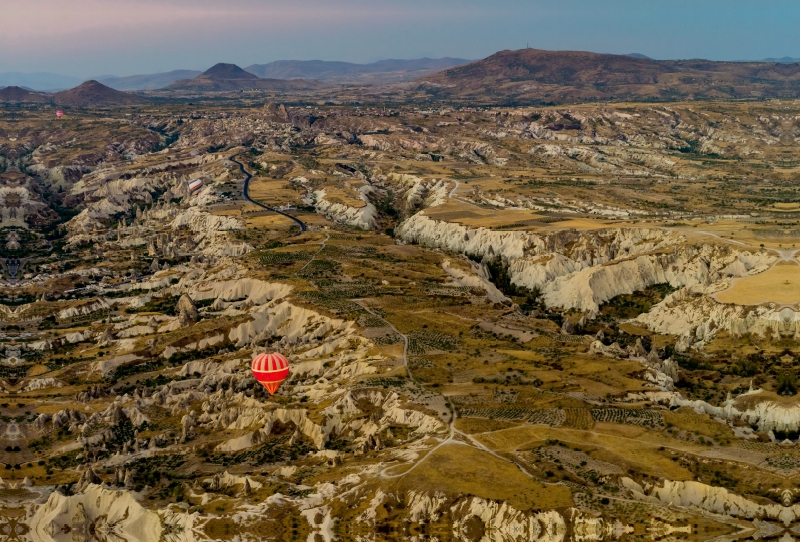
<box><xmin>454</xmin><ymin>418</ymin><xmax>522</xmax><ymax>434</ymax></box>
<box><xmin>394</xmin><ymin>443</ymin><xmax>573</xmax><ymax>511</ymax></box>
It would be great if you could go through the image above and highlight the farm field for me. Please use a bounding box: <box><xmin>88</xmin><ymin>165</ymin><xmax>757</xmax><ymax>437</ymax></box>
<box><xmin>716</xmin><ymin>261</ymin><xmax>800</xmax><ymax>305</ymax></box>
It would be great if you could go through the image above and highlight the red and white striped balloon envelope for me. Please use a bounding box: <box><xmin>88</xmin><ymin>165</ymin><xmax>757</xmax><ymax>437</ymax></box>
<box><xmin>251</xmin><ymin>352</ymin><xmax>290</xmax><ymax>395</ymax></box>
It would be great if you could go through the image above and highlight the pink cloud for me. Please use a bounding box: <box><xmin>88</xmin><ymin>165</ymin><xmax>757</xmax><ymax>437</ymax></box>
<box><xmin>0</xmin><ymin>0</ymin><xmax>499</xmax><ymax>74</ymax></box>
<box><xmin>1</xmin><ymin>0</ymin><xmax>466</xmax><ymax>39</ymax></box>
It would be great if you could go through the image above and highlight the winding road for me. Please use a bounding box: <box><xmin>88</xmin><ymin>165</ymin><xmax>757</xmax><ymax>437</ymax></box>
<box><xmin>230</xmin><ymin>155</ymin><xmax>307</xmax><ymax>236</ymax></box>
<box><xmin>448</xmin><ymin>179</ymin><xmax>459</xmax><ymax>199</ymax></box>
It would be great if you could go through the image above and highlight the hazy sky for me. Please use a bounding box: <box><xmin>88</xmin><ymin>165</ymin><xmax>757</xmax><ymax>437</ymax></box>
<box><xmin>2</xmin><ymin>0</ymin><xmax>800</xmax><ymax>77</ymax></box>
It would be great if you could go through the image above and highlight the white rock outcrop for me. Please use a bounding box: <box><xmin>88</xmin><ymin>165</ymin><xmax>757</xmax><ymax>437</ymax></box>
<box><xmin>622</xmin><ymin>477</ymin><xmax>800</xmax><ymax>526</ymax></box>
<box><xmin>451</xmin><ymin>497</ymin><xmax>568</xmax><ymax>541</ymax></box>
<box><xmin>310</xmin><ymin>187</ymin><xmax>377</xmax><ymax>229</ymax></box>
<box><xmin>398</xmin><ymin>214</ymin><xmax>775</xmax><ymax>333</ymax></box>
<box><xmin>30</xmin><ymin>485</ymin><xmax>162</xmax><ymax>542</ymax></box>
<box><xmin>442</xmin><ymin>259</ymin><xmax>509</xmax><ymax>303</ymax></box>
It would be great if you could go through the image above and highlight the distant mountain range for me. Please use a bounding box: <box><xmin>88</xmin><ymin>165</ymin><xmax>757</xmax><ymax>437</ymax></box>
<box><xmin>244</xmin><ymin>57</ymin><xmax>472</xmax><ymax>84</ymax></box>
<box><xmin>0</xmin><ymin>80</ymin><xmax>146</xmax><ymax>106</ymax></box>
<box><xmin>0</xmin><ymin>86</ymin><xmax>51</xmax><ymax>103</ymax></box>
<box><xmin>415</xmin><ymin>48</ymin><xmax>800</xmax><ymax>104</ymax></box>
<box><xmin>99</xmin><ymin>70</ymin><xmax>202</xmax><ymax>91</ymax></box>
<box><xmin>0</xmin><ymin>72</ymin><xmax>82</xmax><ymax>91</ymax></box>
<box><xmin>0</xmin><ymin>58</ymin><xmax>472</xmax><ymax>90</ymax></box>
<box><xmin>165</xmin><ymin>63</ymin><xmax>322</xmax><ymax>91</ymax></box>
<box><xmin>632</xmin><ymin>54</ymin><xmax>800</xmax><ymax>63</ymax></box>
<box><xmin>763</xmin><ymin>57</ymin><xmax>800</xmax><ymax>64</ymax></box>
<box><xmin>3</xmin><ymin>54</ymin><xmax>799</xmax><ymax>92</ymax></box>
<box><xmin>5</xmin><ymin>51</ymin><xmax>800</xmax><ymax>106</ymax></box>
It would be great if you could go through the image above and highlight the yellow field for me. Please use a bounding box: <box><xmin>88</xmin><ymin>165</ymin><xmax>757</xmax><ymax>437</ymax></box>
<box><xmin>319</xmin><ymin>180</ymin><xmax>367</xmax><ymax>208</ymax></box>
<box><xmin>454</xmin><ymin>418</ymin><xmax>522</xmax><ymax>434</ymax></box>
<box><xmin>677</xmin><ymin>221</ymin><xmax>800</xmax><ymax>250</ymax></box>
<box><xmin>547</xmin><ymin>217</ymin><xmax>617</xmax><ymax>230</ymax></box>
<box><xmin>393</xmin><ymin>443</ymin><xmax>573</xmax><ymax>510</ymax></box>
<box><xmin>716</xmin><ymin>262</ymin><xmax>800</xmax><ymax>305</ymax></box>
<box><xmin>246</xmin><ymin>178</ymin><xmax>303</xmax><ymax>206</ymax></box>
<box><xmin>243</xmin><ymin>214</ymin><xmax>300</xmax><ymax>229</ymax></box>
<box><xmin>422</xmin><ymin>198</ymin><xmax>621</xmax><ymax>232</ymax></box>
<box><xmin>663</xmin><ymin>407</ymin><xmax>737</xmax><ymax>443</ymax></box>
<box><xmin>424</xmin><ymin>200</ymin><xmax>542</xmax><ymax>228</ymax></box>
<box><xmin>474</xmin><ymin>425</ymin><xmax>697</xmax><ymax>480</ymax></box>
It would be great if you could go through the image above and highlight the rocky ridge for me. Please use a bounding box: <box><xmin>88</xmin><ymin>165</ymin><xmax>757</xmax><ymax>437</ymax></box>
<box><xmin>397</xmin><ymin>213</ymin><xmax>774</xmax><ymax>320</ymax></box>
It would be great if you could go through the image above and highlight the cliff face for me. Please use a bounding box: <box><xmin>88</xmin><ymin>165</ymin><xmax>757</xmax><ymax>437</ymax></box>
<box><xmin>623</xmin><ymin>477</ymin><xmax>800</xmax><ymax>526</ymax></box>
<box><xmin>31</xmin><ymin>484</ymin><xmax>166</xmax><ymax>542</ymax></box>
<box><xmin>670</xmin><ymin>390</ymin><xmax>800</xmax><ymax>435</ymax></box>
<box><xmin>396</xmin><ymin>212</ymin><xmax>534</xmax><ymax>260</ymax></box>
<box><xmin>589</xmin><ymin>329</ymin><xmax>800</xmax><ymax>436</ymax></box>
<box><xmin>451</xmin><ymin>498</ymin><xmax>567</xmax><ymax>541</ymax></box>
<box><xmin>385</xmin><ymin>172</ymin><xmax>451</xmax><ymax>212</ymax></box>
<box><xmin>442</xmin><ymin>259</ymin><xmax>510</xmax><ymax>303</ymax></box>
<box><xmin>310</xmin><ymin>187</ymin><xmax>377</xmax><ymax>229</ymax></box>
<box><xmin>397</xmin><ymin>213</ymin><xmax>774</xmax><ymax>317</ymax></box>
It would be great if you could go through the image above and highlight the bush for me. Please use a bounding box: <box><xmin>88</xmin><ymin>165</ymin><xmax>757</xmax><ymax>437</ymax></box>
<box><xmin>778</xmin><ymin>370</ymin><xmax>798</xmax><ymax>396</ymax></box>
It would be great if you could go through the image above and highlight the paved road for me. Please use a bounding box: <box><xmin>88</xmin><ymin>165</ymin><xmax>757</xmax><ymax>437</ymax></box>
<box><xmin>230</xmin><ymin>155</ymin><xmax>307</xmax><ymax>236</ymax></box>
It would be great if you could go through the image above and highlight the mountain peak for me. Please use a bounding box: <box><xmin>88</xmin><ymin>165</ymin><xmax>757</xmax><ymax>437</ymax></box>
<box><xmin>417</xmin><ymin>47</ymin><xmax>800</xmax><ymax>104</ymax></box>
<box><xmin>54</xmin><ymin>80</ymin><xmax>145</xmax><ymax>106</ymax></box>
<box><xmin>201</xmin><ymin>63</ymin><xmax>257</xmax><ymax>80</ymax></box>
<box><xmin>75</xmin><ymin>80</ymin><xmax>105</xmax><ymax>89</ymax></box>
<box><xmin>0</xmin><ymin>85</ymin><xmax>51</xmax><ymax>103</ymax></box>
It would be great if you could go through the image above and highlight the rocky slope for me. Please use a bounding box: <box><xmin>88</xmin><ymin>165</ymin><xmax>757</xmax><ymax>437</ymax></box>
<box><xmin>397</xmin><ymin>213</ymin><xmax>774</xmax><ymax>317</ymax></box>
<box><xmin>53</xmin><ymin>80</ymin><xmax>147</xmax><ymax>106</ymax></box>
<box><xmin>417</xmin><ymin>48</ymin><xmax>800</xmax><ymax>103</ymax></box>
<box><xmin>0</xmin><ymin>86</ymin><xmax>51</xmax><ymax>103</ymax></box>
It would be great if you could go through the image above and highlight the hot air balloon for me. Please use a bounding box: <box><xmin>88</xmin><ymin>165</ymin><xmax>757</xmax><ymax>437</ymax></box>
<box><xmin>251</xmin><ymin>352</ymin><xmax>290</xmax><ymax>395</ymax></box>
<box><xmin>56</xmin><ymin>110</ymin><xmax>64</xmax><ymax>119</ymax></box>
